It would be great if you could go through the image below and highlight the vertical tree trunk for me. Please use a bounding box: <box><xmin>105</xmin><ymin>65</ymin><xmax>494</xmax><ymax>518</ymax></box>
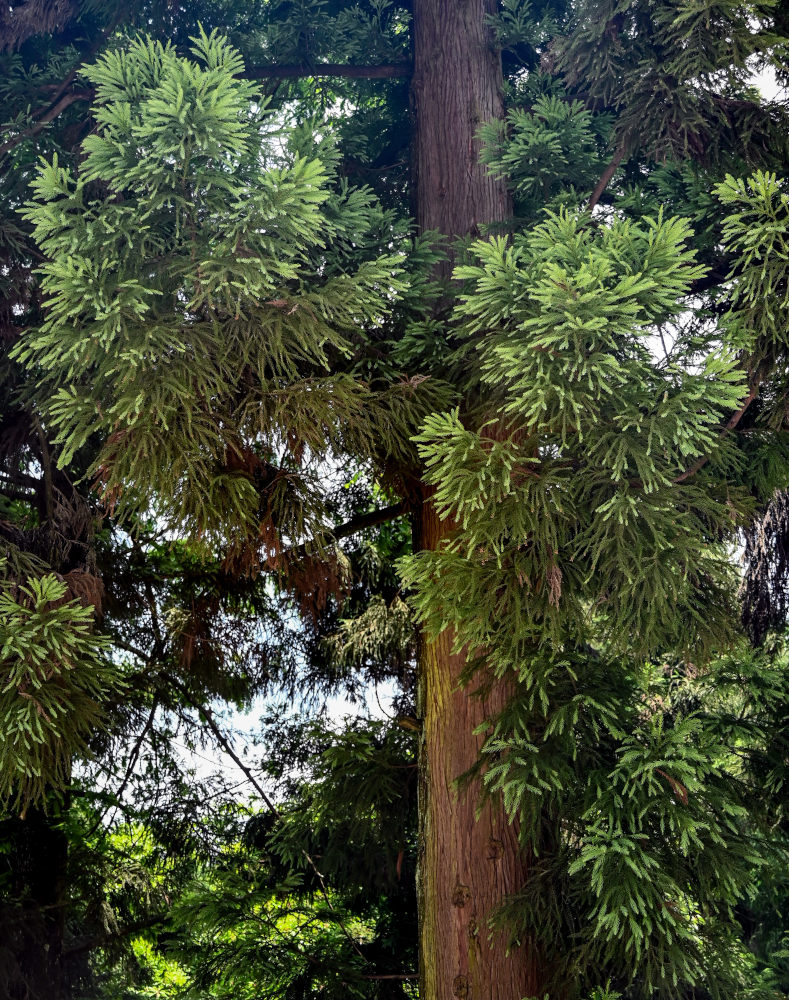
<box><xmin>411</xmin><ymin>0</ymin><xmax>510</xmax><ymax>240</ymax></box>
<box><xmin>1</xmin><ymin>806</ymin><xmax>69</xmax><ymax>1000</ymax></box>
<box><xmin>410</xmin><ymin>3</ymin><xmax>539</xmax><ymax>998</ymax></box>
<box><xmin>416</xmin><ymin>497</ymin><xmax>539</xmax><ymax>1000</ymax></box>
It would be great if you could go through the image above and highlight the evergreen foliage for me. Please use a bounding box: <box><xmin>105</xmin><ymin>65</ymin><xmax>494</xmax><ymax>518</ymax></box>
<box><xmin>15</xmin><ymin>30</ymin><xmax>441</xmax><ymax>553</ymax></box>
<box><xmin>162</xmin><ymin>715</ymin><xmax>418</xmax><ymax>999</ymax></box>
<box><xmin>0</xmin><ymin>570</ymin><xmax>115</xmax><ymax>809</ymax></box>
<box><xmin>2</xmin><ymin>0</ymin><xmax>789</xmax><ymax>997</ymax></box>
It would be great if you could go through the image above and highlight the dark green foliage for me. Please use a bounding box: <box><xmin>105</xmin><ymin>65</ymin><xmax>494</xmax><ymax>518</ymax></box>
<box><xmin>554</xmin><ymin>0</ymin><xmax>788</xmax><ymax>166</ymax></box>
<box><xmin>479</xmin><ymin>85</ymin><xmax>611</xmax><ymax>222</ymax></box>
<box><xmin>143</xmin><ymin>715</ymin><xmax>419</xmax><ymax>999</ymax></box>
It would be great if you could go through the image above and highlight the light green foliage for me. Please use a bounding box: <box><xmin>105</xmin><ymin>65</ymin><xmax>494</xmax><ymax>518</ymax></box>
<box><xmin>402</xmin><ymin>209</ymin><xmax>748</xmax><ymax>659</ymax></box>
<box><xmin>0</xmin><ymin>571</ymin><xmax>116</xmax><ymax>809</ymax></box>
<box><xmin>327</xmin><ymin>593</ymin><xmax>414</xmax><ymax>667</ymax></box>
<box><xmin>716</xmin><ymin>171</ymin><xmax>789</xmax><ymax>356</ymax></box>
<box><xmin>15</xmin><ymin>29</ymin><xmax>440</xmax><ymax>552</ymax></box>
<box><xmin>469</xmin><ymin>641</ymin><xmax>789</xmax><ymax>997</ymax></box>
<box><xmin>168</xmin><ymin>854</ymin><xmax>373</xmax><ymax>1000</ymax></box>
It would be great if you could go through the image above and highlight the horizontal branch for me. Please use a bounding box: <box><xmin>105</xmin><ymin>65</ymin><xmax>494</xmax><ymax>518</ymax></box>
<box><xmin>327</xmin><ymin>500</ymin><xmax>409</xmax><ymax>542</ymax></box>
<box><xmin>0</xmin><ymin>468</ymin><xmax>41</xmax><ymax>491</ymax></box>
<box><xmin>241</xmin><ymin>62</ymin><xmax>411</xmax><ymax>81</ymax></box>
<box><xmin>688</xmin><ymin>260</ymin><xmax>733</xmax><ymax>297</ymax></box>
<box><xmin>0</xmin><ymin>89</ymin><xmax>93</xmax><ymax>159</ymax></box>
<box><xmin>363</xmin><ymin>973</ymin><xmax>419</xmax><ymax>980</ymax></box>
<box><xmin>0</xmin><ymin>484</ymin><xmax>36</xmax><ymax>503</ymax></box>
<box><xmin>286</xmin><ymin>500</ymin><xmax>409</xmax><ymax>562</ymax></box>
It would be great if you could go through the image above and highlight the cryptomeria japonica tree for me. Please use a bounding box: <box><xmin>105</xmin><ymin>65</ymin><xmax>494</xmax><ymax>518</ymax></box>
<box><xmin>5</xmin><ymin>0</ymin><xmax>789</xmax><ymax>997</ymax></box>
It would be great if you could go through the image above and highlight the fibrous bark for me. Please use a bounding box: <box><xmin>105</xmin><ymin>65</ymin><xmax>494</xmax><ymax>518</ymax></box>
<box><xmin>411</xmin><ymin>0</ymin><xmax>510</xmax><ymax>241</ymax></box>
<box><xmin>409</xmin><ymin>2</ymin><xmax>540</xmax><ymax>996</ymax></box>
<box><xmin>416</xmin><ymin>500</ymin><xmax>538</xmax><ymax>1000</ymax></box>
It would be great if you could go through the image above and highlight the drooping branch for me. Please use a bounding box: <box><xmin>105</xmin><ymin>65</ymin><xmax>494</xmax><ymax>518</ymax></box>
<box><xmin>83</xmin><ymin>695</ymin><xmax>161</xmax><ymax>841</ymax></box>
<box><xmin>241</xmin><ymin>62</ymin><xmax>411</xmax><ymax>81</ymax></box>
<box><xmin>0</xmin><ymin>0</ymin><xmax>79</xmax><ymax>53</ymax></box>
<box><xmin>166</xmin><ymin>674</ymin><xmax>280</xmax><ymax>815</ymax></box>
<box><xmin>1</xmin><ymin>2</ymin><xmax>124</xmax><ymax>148</ymax></box>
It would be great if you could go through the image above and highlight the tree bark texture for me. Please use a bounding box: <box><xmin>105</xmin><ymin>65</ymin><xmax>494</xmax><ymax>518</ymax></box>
<box><xmin>411</xmin><ymin>0</ymin><xmax>510</xmax><ymax>240</ymax></box>
<box><xmin>410</xmin><ymin>2</ymin><xmax>538</xmax><ymax>997</ymax></box>
<box><xmin>415</xmin><ymin>498</ymin><xmax>538</xmax><ymax>1000</ymax></box>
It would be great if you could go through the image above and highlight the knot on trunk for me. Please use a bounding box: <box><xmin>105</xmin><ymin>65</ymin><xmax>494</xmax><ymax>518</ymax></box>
<box><xmin>453</xmin><ymin>974</ymin><xmax>469</xmax><ymax>997</ymax></box>
<box><xmin>451</xmin><ymin>883</ymin><xmax>471</xmax><ymax>907</ymax></box>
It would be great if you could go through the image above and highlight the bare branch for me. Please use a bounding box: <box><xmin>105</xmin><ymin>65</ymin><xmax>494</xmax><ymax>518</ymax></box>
<box><xmin>0</xmin><ymin>89</ymin><xmax>93</xmax><ymax>159</ymax></box>
<box><xmin>83</xmin><ymin>696</ymin><xmax>160</xmax><ymax>841</ymax></box>
<box><xmin>31</xmin><ymin>412</ymin><xmax>54</xmax><ymax>523</ymax></box>
<box><xmin>326</xmin><ymin>500</ymin><xmax>408</xmax><ymax>542</ymax></box>
<box><xmin>588</xmin><ymin>143</ymin><xmax>626</xmax><ymax>212</ymax></box>
<box><xmin>241</xmin><ymin>62</ymin><xmax>411</xmax><ymax>81</ymax></box>
<box><xmin>363</xmin><ymin>973</ymin><xmax>419</xmax><ymax>980</ymax></box>
<box><xmin>286</xmin><ymin>500</ymin><xmax>409</xmax><ymax>562</ymax></box>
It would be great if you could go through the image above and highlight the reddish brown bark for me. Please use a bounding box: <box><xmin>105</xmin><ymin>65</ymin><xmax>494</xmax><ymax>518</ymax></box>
<box><xmin>416</xmin><ymin>498</ymin><xmax>538</xmax><ymax>1000</ymax></box>
<box><xmin>411</xmin><ymin>0</ymin><xmax>510</xmax><ymax>242</ymax></box>
<box><xmin>409</xmin><ymin>2</ymin><xmax>538</xmax><ymax>997</ymax></box>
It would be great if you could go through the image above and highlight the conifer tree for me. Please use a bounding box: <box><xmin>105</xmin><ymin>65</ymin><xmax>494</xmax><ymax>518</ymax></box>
<box><xmin>5</xmin><ymin>1</ymin><xmax>789</xmax><ymax>998</ymax></box>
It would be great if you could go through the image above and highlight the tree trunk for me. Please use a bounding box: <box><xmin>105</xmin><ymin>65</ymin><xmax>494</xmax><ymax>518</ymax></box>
<box><xmin>410</xmin><ymin>3</ymin><xmax>539</xmax><ymax>998</ymax></box>
<box><xmin>0</xmin><ymin>806</ymin><xmax>69</xmax><ymax>1000</ymax></box>
<box><xmin>415</xmin><ymin>496</ymin><xmax>539</xmax><ymax>1000</ymax></box>
<box><xmin>411</xmin><ymin>0</ymin><xmax>510</xmax><ymax>241</ymax></box>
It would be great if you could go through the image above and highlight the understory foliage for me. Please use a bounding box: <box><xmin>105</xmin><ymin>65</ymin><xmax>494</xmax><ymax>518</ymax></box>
<box><xmin>2</xmin><ymin>0</ymin><xmax>789</xmax><ymax>998</ymax></box>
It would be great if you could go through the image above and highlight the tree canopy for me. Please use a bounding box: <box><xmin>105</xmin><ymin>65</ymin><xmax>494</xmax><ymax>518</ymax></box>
<box><xmin>2</xmin><ymin>1</ymin><xmax>789</xmax><ymax>999</ymax></box>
